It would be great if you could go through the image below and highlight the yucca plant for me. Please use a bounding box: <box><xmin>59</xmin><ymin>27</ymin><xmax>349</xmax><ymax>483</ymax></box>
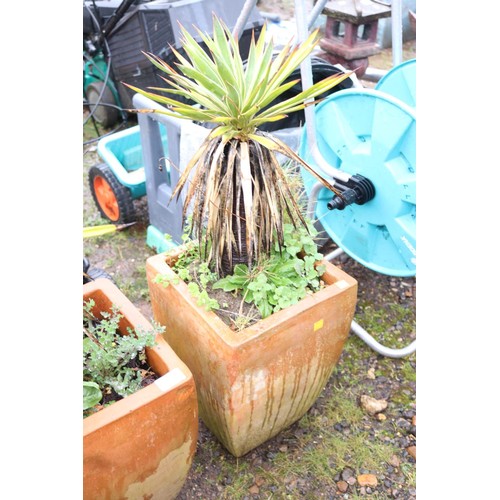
<box><xmin>125</xmin><ymin>16</ymin><xmax>350</xmax><ymax>277</ymax></box>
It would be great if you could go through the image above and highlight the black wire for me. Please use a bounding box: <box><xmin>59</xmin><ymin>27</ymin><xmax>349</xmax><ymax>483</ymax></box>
<box><xmin>90</xmin><ymin>0</ymin><xmax>103</xmax><ymax>29</ymax></box>
<box><xmin>83</xmin><ymin>120</ymin><xmax>129</xmax><ymax>148</ymax></box>
<box><xmin>83</xmin><ymin>100</ymin><xmax>128</xmax><ymax>112</ymax></box>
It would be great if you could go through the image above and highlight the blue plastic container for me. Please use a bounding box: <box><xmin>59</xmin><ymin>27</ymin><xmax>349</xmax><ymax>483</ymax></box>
<box><xmin>96</xmin><ymin>124</ymin><xmax>167</xmax><ymax>199</ymax></box>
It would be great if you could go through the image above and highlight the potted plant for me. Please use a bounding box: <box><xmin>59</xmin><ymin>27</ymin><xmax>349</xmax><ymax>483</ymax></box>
<box><xmin>83</xmin><ymin>277</ymin><xmax>198</xmax><ymax>499</ymax></box>
<box><xmin>126</xmin><ymin>17</ymin><xmax>358</xmax><ymax>457</ymax></box>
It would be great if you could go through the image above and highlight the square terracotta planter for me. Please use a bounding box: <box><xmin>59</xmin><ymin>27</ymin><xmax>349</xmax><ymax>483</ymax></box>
<box><xmin>146</xmin><ymin>250</ymin><xmax>358</xmax><ymax>457</ymax></box>
<box><xmin>83</xmin><ymin>278</ymin><xmax>198</xmax><ymax>500</ymax></box>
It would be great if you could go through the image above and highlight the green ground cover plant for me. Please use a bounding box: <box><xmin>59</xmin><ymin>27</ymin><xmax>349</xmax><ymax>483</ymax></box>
<box><xmin>83</xmin><ymin>298</ymin><xmax>163</xmax><ymax>417</ymax></box>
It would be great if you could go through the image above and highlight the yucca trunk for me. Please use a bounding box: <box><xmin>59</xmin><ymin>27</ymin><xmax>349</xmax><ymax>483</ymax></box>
<box><xmin>220</xmin><ymin>211</ymin><xmax>248</xmax><ymax>277</ymax></box>
<box><xmin>219</xmin><ymin>141</ymin><xmax>255</xmax><ymax>277</ymax></box>
<box><xmin>204</xmin><ymin>140</ymin><xmax>259</xmax><ymax>277</ymax></box>
<box><xmin>190</xmin><ymin>136</ymin><xmax>299</xmax><ymax>277</ymax></box>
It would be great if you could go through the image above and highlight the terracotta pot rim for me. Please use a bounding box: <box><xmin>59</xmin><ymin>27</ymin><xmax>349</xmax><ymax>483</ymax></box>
<box><xmin>148</xmin><ymin>250</ymin><xmax>357</xmax><ymax>347</ymax></box>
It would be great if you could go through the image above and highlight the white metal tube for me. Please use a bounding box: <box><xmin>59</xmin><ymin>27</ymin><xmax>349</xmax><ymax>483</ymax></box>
<box><xmin>323</xmin><ymin>238</ymin><xmax>416</xmax><ymax>359</ymax></box>
<box><xmin>391</xmin><ymin>0</ymin><xmax>403</xmax><ymax>66</ymax></box>
<box><xmin>295</xmin><ymin>0</ymin><xmax>351</xmax><ymax>184</ymax></box>
<box><xmin>232</xmin><ymin>0</ymin><xmax>257</xmax><ymax>39</ymax></box>
<box><xmin>351</xmin><ymin>320</ymin><xmax>416</xmax><ymax>358</ymax></box>
<box><xmin>323</xmin><ymin>246</ymin><xmax>344</xmax><ymax>261</ymax></box>
<box><xmin>306</xmin><ymin>181</ymin><xmax>323</xmax><ymax>219</ymax></box>
<box><xmin>307</xmin><ymin>0</ymin><xmax>329</xmax><ymax>30</ymax></box>
<box><xmin>361</xmin><ymin>66</ymin><xmax>387</xmax><ymax>83</ymax></box>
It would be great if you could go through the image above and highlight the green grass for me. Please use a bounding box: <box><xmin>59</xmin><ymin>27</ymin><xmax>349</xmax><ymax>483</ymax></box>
<box><xmin>217</xmin><ymin>461</ymin><xmax>255</xmax><ymax>499</ymax></box>
<box><xmin>83</xmin><ymin>116</ymin><xmax>100</xmax><ymax>143</ymax></box>
<box><xmin>202</xmin><ymin>387</ymin><xmax>402</xmax><ymax>498</ymax></box>
<box><xmin>400</xmin><ymin>461</ymin><xmax>417</xmax><ymax>488</ymax></box>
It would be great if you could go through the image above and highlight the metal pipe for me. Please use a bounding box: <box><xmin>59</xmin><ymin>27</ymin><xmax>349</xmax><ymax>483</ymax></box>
<box><xmin>306</xmin><ymin>181</ymin><xmax>323</xmax><ymax>219</ymax></box>
<box><xmin>323</xmin><ymin>244</ymin><xmax>416</xmax><ymax>358</ymax></box>
<box><xmin>295</xmin><ymin>0</ymin><xmax>351</xmax><ymax>184</ymax></box>
<box><xmin>391</xmin><ymin>0</ymin><xmax>403</xmax><ymax>66</ymax></box>
<box><xmin>322</xmin><ymin>231</ymin><xmax>416</xmax><ymax>359</ymax></box>
<box><xmin>307</xmin><ymin>0</ymin><xmax>329</xmax><ymax>30</ymax></box>
<box><xmin>323</xmin><ymin>246</ymin><xmax>344</xmax><ymax>261</ymax></box>
<box><xmin>232</xmin><ymin>0</ymin><xmax>257</xmax><ymax>40</ymax></box>
<box><xmin>351</xmin><ymin>320</ymin><xmax>416</xmax><ymax>358</ymax></box>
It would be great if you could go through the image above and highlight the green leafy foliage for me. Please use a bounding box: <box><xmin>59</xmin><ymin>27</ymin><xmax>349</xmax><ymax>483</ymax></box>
<box><xmin>154</xmin><ymin>238</ymin><xmax>221</xmax><ymax>311</ymax></box>
<box><xmin>83</xmin><ymin>381</ymin><xmax>102</xmax><ymax>410</ymax></box>
<box><xmin>213</xmin><ymin>223</ymin><xmax>325</xmax><ymax>318</ymax></box>
<box><xmin>83</xmin><ymin>299</ymin><xmax>163</xmax><ymax>416</ymax></box>
<box><xmin>154</xmin><ymin>216</ymin><xmax>326</xmax><ymax>323</ymax></box>
<box><xmin>187</xmin><ymin>282</ymin><xmax>220</xmax><ymax>311</ymax></box>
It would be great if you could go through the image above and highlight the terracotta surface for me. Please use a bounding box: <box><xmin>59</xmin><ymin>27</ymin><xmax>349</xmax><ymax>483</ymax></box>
<box><xmin>83</xmin><ymin>278</ymin><xmax>198</xmax><ymax>500</ymax></box>
<box><xmin>146</xmin><ymin>251</ymin><xmax>358</xmax><ymax>457</ymax></box>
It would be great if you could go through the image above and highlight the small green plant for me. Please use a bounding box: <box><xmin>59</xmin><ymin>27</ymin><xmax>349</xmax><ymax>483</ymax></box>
<box><xmin>186</xmin><ymin>281</ymin><xmax>221</xmax><ymax>311</ymax></box>
<box><xmin>83</xmin><ymin>299</ymin><xmax>163</xmax><ymax>417</ymax></box>
<box><xmin>213</xmin><ymin>222</ymin><xmax>325</xmax><ymax>318</ymax></box>
<box><xmin>153</xmin><ymin>238</ymin><xmax>221</xmax><ymax>311</ymax></box>
<box><xmin>154</xmin><ymin>220</ymin><xmax>326</xmax><ymax>326</ymax></box>
<box><xmin>83</xmin><ymin>381</ymin><xmax>102</xmax><ymax>410</ymax></box>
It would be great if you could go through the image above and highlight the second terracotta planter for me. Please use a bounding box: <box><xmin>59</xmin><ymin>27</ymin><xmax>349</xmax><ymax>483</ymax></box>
<box><xmin>146</xmin><ymin>250</ymin><xmax>358</xmax><ymax>457</ymax></box>
<box><xmin>83</xmin><ymin>278</ymin><xmax>198</xmax><ymax>499</ymax></box>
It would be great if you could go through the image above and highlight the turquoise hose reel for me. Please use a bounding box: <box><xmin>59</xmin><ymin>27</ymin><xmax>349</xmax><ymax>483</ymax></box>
<box><xmin>300</xmin><ymin>80</ymin><xmax>416</xmax><ymax>277</ymax></box>
<box><xmin>375</xmin><ymin>58</ymin><xmax>416</xmax><ymax>108</ymax></box>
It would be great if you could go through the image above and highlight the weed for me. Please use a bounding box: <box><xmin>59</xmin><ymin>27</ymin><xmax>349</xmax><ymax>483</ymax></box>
<box><xmin>156</xmin><ymin>221</ymin><xmax>327</xmax><ymax>322</ymax></box>
<box><xmin>187</xmin><ymin>281</ymin><xmax>220</xmax><ymax>311</ymax></box>
<box><xmin>213</xmin><ymin>223</ymin><xmax>325</xmax><ymax>319</ymax></box>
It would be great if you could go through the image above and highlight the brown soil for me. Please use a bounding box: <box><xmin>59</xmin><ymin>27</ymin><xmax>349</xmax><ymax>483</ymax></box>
<box><xmin>209</xmin><ymin>283</ymin><xmax>262</xmax><ymax>330</ymax></box>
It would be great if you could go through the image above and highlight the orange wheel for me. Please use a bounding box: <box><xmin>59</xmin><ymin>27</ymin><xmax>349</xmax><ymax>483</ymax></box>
<box><xmin>88</xmin><ymin>163</ymin><xmax>135</xmax><ymax>223</ymax></box>
<box><xmin>93</xmin><ymin>175</ymin><xmax>120</xmax><ymax>220</ymax></box>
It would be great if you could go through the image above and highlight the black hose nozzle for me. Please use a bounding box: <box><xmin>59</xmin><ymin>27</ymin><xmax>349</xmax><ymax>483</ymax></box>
<box><xmin>327</xmin><ymin>174</ymin><xmax>375</xmax><ymax>211</ymax></box>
